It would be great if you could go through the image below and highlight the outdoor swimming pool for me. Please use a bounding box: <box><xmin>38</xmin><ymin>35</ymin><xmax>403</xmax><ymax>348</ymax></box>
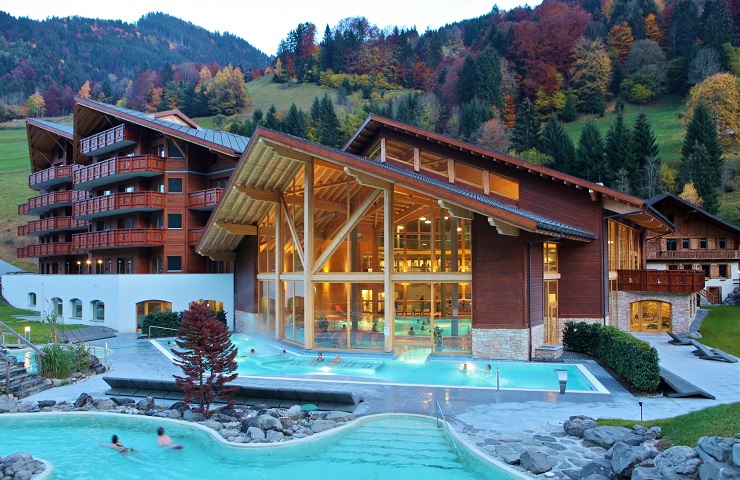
<box><xmin>154</xmin><ymin>335</ymin><xmax>608</xmax><ymax>393</ymax></box>
<box><xmin>0</xmin><ymin>413</ymin><xmax>522</xmax><ymax>480</ymax></box>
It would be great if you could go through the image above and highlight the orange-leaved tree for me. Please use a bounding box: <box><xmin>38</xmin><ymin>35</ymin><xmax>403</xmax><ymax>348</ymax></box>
<box><xmin>173</xmin><ymin>302</ymin><xmax>238</xmax><ymax>415</ymax></box>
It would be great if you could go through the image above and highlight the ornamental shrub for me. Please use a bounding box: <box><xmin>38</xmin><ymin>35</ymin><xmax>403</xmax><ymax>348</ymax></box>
<box><xmin>142</xmin><ymin>310</ymin><xmax>182</xmax><ymax>338</ymax></box>
<box><xmin>562</xmin><ymin>321</ymin><xmax>660</xmax><ymax>392</ymax></box>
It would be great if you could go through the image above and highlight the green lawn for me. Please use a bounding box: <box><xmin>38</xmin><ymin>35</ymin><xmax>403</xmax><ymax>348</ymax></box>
<box><xmin>246</xmin><ymin>74</ymin><xmax>338</xmax><ymax>114</ymax></box>
<box><xmin>0</xmin><ymin>126</ymin><xmax>31</xmax><ymax>172</ymax></box>
<box><xmin>699</xmin><ymin>305</ymin><xmax>740</xmax><ymax>357</ymax></box>
<box><xmin>599</xmin><ymin>402</ymin><xmax>740</xmax><ymax>448</ymax></box>
<box><xmin>0</xmin><ymin>299</ymin><xmax>83</xmax><ymax>345</ymax></box>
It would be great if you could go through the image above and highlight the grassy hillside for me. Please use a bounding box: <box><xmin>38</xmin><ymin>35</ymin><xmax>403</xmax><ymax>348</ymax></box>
<box><xmin>564</xmin><ymin>97</ymin><xmax>740</xmax><ymax>226</ymax></box>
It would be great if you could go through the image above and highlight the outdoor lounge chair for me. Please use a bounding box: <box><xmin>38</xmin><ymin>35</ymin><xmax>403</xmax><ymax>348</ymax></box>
<box><xmin>689</xmin><ymin>340</ymin><xmax>739</xmax><ymax>363</ymax></box>
<box><xmin>667</xmin><ymin>332</ymin><xmax>692</xmax><ymax>345</ymax></box>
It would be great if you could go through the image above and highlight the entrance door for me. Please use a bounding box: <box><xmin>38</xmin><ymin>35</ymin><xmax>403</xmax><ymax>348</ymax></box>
<box><xmin>630</xmin><ymin>301</ymin><xmax>672</xmax><ymax>332</ymax></box>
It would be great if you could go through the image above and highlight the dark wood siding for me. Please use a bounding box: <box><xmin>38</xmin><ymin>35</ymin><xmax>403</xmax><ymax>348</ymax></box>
<box><xmin>234</xmin><ymin>235</ymin><xmax>258</xmax><ymax>313</ymax></box>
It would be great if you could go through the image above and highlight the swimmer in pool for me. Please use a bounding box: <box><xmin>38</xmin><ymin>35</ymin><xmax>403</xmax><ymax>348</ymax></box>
<box><xmin>103</xmin><ymin>435</ymin><xmax>134</xmax><ymax>454</ymax></box>
<box><xmin>329</xmin><ymin>355</ymin><xmax>341</xmax><ymax>365</ymax></box>
<box><xmin>157</xmin><ymin>427</ymin><xmax>182</xmax><ymax>450</ymax></box>
<box><xmin>310</xmin><ymin>352</ymin><xmax>324</xmax><ymax>364</ymax></box>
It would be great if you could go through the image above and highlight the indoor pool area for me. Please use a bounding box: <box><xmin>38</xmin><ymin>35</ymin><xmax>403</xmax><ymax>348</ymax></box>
<box><xmin>0</xmin><ymin>414</ymin><xmax>522</xmax><ymax>480</ymax></box>
<box><xmin>153</xmin><ymin>335</ymin><xmax>608</xmax><ymax>393</ymax></box>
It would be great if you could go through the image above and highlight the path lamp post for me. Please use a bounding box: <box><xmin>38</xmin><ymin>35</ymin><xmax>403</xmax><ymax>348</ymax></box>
<box><xmin>77</xmin><ymin>261</ymin><xmax>81</xmax><ymax>274</ymax></box>
<box><xmin>86</xmin><ymin>259</ymin><xmax>92</xmax><ymax>274</ymax></box>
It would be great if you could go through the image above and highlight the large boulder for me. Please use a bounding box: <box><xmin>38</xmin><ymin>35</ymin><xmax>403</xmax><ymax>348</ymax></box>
<box><xmin>733</xmin><ymin>443</ymin><xmax>740</xmax><ymax>468</ymax></box>
<box><xmin>94</xmin><ymin>399</ymin><xmax>117</xmax><ymax>411</ymax></box>
<box><xmin>310</xmin><ymin>419</ymin><xmax>337</xmax><ymax>433</ymax></box>
<box><xmin>698</xmin><ymin>437</ymin><xmax>736</xmax><ymax>463</ymax></box>
<box><xmin>285</xmin><ymin>405</ymin><xmax>304</xmax><ymax>420</ymax></box>
<box><xmin>73</xmin><ymin>393</ymin><xmax>93</xmax><ymax>408</ymax></box>
<box><xmin>257</xmin><ymin>414</ymin><xmax>282</xmax><ymax>431</ymax></box>
<box><xmin>182</xmin><ymin>410</ymin><xmax>204</xmax><ymax>422</ymax></box>
<box><xmin>631</xmin><ymin>466</ymin><xmax>662</xmax><ymax>480</ymax></box>
<box><xmin>266</xmin><ymin>430</ymin><xmax>285</xmax><ymax>443</ymax></box>
<box><xmin>246</xmin><ymin>427</ymin><xmax>265</xmax><ymax>441</ymax></box>
<box><xmin>520</xmin><ymin>450</ymin><xmax>552</xmax><ymax>474</ymax></box>
<box><xmin>0</xmin><ymin>396</ymin><xmax>18</xmax><ymax>414</ymax></box>
<box><xmin>136</xmin><ymin>396</ymin><xmax>155</xmax><ymax>412</ymax></box>
<box><xmin>564</xmin><ymin>416</ymin><xmax>598</xmax><ymax>438</ymax></box>
<box><xmin>654</xmin><ymin>446</ymin><xmax>701</xmax><ymax>479</ymax></box>
<box><xmin>580</xmin><ymin>458</ymin><xmax>617</xmax><ymax>480</ymax></box>
<box><xmin>611</xmin><ymin>442</ymin><xmax>653</xmax><ymax>477</ymax></box>
<box><xmin>584</xmin><ymin>426</ymin><xmax>633</xmax><ymax>449</ymax></box>
<box><xmin>323</xmin><ymin>411</ymin><xmax>354</xmax><ymax>423</ymax></box>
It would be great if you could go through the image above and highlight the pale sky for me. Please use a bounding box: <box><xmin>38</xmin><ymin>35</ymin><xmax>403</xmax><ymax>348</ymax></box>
<box><xmin>1</xmin><ymin>0</ymin><xmax>543</xmax><ymax>56</ymax></box>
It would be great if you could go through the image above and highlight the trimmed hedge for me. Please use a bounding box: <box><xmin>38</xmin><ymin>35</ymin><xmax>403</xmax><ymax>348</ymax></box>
<box><xmin>563</xmin><ymin>321</ymin><xmax>660</xmax><ymax>392</ymax></box>
<box><xmin>142</xmin><ymin>310</ymin><xmax>182</xmax><ymax>338</ymax></box>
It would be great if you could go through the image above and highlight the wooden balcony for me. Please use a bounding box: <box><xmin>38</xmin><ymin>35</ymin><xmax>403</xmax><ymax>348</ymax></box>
<box><xmin>646</xmin><ymin>249</ymin><xmax>740</xmax><ymax>261</ymax></box>
<box><xmin>17</xmin><ymin>242</ymin><xmax>73</xmax><ymax>258</ymax></box>
<box><xmin>28</xmin><ymin>165</ymin><xmax>74</xmax><ymax>190</ymax></box>
<box><xmin>72</xmin><ymin>228</ymin><xmax>165</xmax><ymax>250</ymax></box>
<box><xmin>19</xmin><ymin>190</ymin><xmax>89</xmax><ymax>216</ymax></box>
<box><xmin>617</xmin><ymin>269</ymin><xmax>705</xmax><ymax>293</ymax></box>
<box><xmin>73</xmin><ymin>155</ymin><xmax>165</xmax><ymax>190</ymax></box>
<box><xmin>73</xmin><ymin>192</ymin><xmax>165</xmax><ymax>220</ymax></box>
<box><xmin>188</xmin><ymin>188</ymin><xmax>224</xmax><ymax>210</ymax></box>
<box><xmin>80</xmin><ymin>124</ymin><xmax>137</xmax><ymax>156</ymax></box>
<box><xmin>187</xmin><ymin>228</ymin><xmax>204</xmax><ymax>246</ymax></box>
<box><xmin>18</xmin><ymin>217</ymin><xmax>87</xmax><ymax>237</ymax></box>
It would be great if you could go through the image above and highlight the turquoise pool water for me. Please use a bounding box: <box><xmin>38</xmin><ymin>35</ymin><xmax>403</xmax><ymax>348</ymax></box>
<box><xmin>4</xmin><ymin>348</ymin><xmax>38</xmax><ymax>373</ymax></box>
<box><xmin>156</xmin><ymin>336</ymin><xmax>606</xmax><ymax>392</ymax></box>
<box><xmin>0</xmin><ymin>414</ymin><xmax>518</xmax><ymax>480</ymax></box>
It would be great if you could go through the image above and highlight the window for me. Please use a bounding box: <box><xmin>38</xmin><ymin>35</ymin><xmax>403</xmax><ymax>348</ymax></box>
<box><xmin>210</xmin><ymin>178</ymin><xmax>227</xmax><ymax>189</ymax></box>
<box><xmin>92</xmin><ymin>300</ymin><xmax>105</xmax><ymax>321</ymax></box>
<box><xmin>682</xmin><ymin>238</ymin><xmax>689</xmax><ymax>249</ymax></box>
<box><xmin>211</xmin><ymin>260</ymin><xmax>226</xmax><ymax>273</ymax></box>
<box><xmin>70</xmin><ymin>299</ymin><xmax>82</xmax><ymax>319</ymax></box>
<box><xmin>700</xmin><ymin>238</ymin><xmax>707</xmax><ymax>248</ymax></box>
<box><xmin>151</xmin><ymin>144</ymin><xmax>166</xmax><ymax>158</ymax></box>
<box><xmin>96</xmin><ymin>220</ymin><xmax>110</xmax><ymax>231</ymax></box>
<box><xmin>701</xmin><ymin>264</ymin><xmax>711</xmax><ymax>278</ymax></box>
<box><xmin>719</xmin><ymin>238</ymin><xmax>726</xmax><ymax>249</ymax></box>
<box><xmin>666</xmin><ymin>239</ymin><xmax>677</xmax><ymax>251</ymax></box>
<box><xmin>168</xmin><ymin>178</ymin><xmax>183</xmax><ymax>193</ymax></box>
<box><xmin>543</xmin><ymin>243</ymin><xmax>558</xmax><ymax>273</ymax></box>
<box><xmin>167</xmin><ymin>214</ymin><xmax>182</xmax><ymax>229</ymax></box>
<box><xmin>167</xmin><ymin>256</ymin><xmax>182</xmax><ymax>272</ymax></box>
<box><xmin>151</xmin><ymin>179</ymin><xmax>165</xmax><ymax>193</ymax></box>
<box><xmin>719</xmin><ymin>264</ymin><xmax>729</xmax><ymax>278</ymax></box>
<box><xmin>122</xmin><ymin>185</ymin><xmax>135</xmax><ymax>193</ymax></box>
<box><xmin>151</xmin><ymin>256</ymin><xmax>163</xmax><ymax>273</ymax></box>
<box><xmin>168</xmin><ymin>142</ymin><xmax>184</xmax><ymax>158</ymax></box>
<box><xmin>28</xmin><ymin>292</ymin><xmax>36</xmax><ymax>307</ymax></box>
<box><xmin>118</xmin><ymin>217</ymin><xmax>134</xmax><ymax>229</ymax></box>
<box><xmin>51</xmin><ymin>297</ymin><xmax>63</xmax><ymax>317</ymax></box>
<box><xmin>117</xmin><ymin>257</ymin><xmax>133</xmax><ymax>274</ymax></box>
<box><xmin>150</xmin><ymin>214</ymin><xmax>164</xmax><ymax>228</ymax></box>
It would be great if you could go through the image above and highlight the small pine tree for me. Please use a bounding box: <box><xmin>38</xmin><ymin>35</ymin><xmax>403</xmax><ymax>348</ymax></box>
<box><xmin>680</xmin><ymin>103</ymin><xmax>723</xmax><ymax>214</ymax></box>
<box><xmin>512</xmin><ymin>98</ymin><xmax>540</xmax><ymax>152</ymax></box>
<box><xmin>282</xmin><ymin>103</ymin><xmax>308</xmax><ymax>138</ymax></box>
<box><xmin>560</xmin><ymin>93</ymin><xmax>578</xmax><ymax>122</ymax></box>
<box><xmin>575</xmin><ymin>121</ymin><xmax>605</xmax><ymax>182</ymax></box>
<box><xmin>629</xmin><ymin>112</ymin><xmax>660</xmax><ymax>197</ymax></box>
<box><xmin>604</xmin><ymin>100</ymin><xmax>631</xmax><ymax>188</ymax></box>
<box><xmin>539</xmin><ymin>115</ymin><xmax>576</xmax><ymax>173</ymax></box>
<box><xmin>173</xmin><ymin>302</ymin><xmax>239</xmax><ymax>415</ymax></box>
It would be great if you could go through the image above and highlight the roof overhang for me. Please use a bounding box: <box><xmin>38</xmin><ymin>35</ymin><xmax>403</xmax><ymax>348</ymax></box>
<box><xmin>25</xmin><ymin>119</ymin><xmax>74</xmax><ymax>172</ymax></box>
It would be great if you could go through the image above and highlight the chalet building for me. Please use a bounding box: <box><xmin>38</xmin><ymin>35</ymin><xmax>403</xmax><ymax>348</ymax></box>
<box><xmin>3</xmin><ymin>98</ymin><xmax>242</xmax><ymax>332</ymax></box>
<box><xmin>645</xmin><ymin>193</ymin><xmax>740</xmax><ymax>305</ymax></box>
<box><xmin>196</xmin><ymin>116</ymin><xmax>705</xmax><ymax>360</ymax></box>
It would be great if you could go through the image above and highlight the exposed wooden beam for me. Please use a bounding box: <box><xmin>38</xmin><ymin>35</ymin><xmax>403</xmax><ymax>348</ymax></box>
<box><xmin>283</xmin><ymin>195</ymin><xmax>347</xmax><ymax>214</ymax></box>
<box><xmin>394</xmin><ymin>204</ymin><xmax>428</xmax><ymax>226</ymax></box>
<box><xmin>215</xmin><ymin>222</ymin><xmax>258</xmax><ymax>235</ymax></box>
<box><xmin>312</xmin><ymin>272</ymin><xmax>385</xmax><ymax>282</ymax></box>
<box><xmin>392</xmin><ymin>272</ymin><xmax>473</xmax><ymax>282</ymax></box>
<box><xmin>447</xmin><ymin>158</ymin><xmax>455</xmax><ymax>183</ymax></box>
<box><xmin>438</xmin><ymin>200</ymin><xmax>473</xmax><ymax>220</ymax></box>
<box><xmin>233</xmin><ymin>186</ymin><xmax>280</xmax><ymax>203</ymax></box>
<box><xmin>279</xmin><ymin>195</ymin><xmax>305</xmax><ymax>268</ymax></box>
<box><xmin>413</xmin><ymin>147</ymin><xmax>420</xmax><ymax>172</ymax></box>
<box><xmin>343</xmin><ymin>167</ymin><xmax>392</xmax><ymax>190</ymax></box>
<box><xmin>260</xmin><ymin>139</ymin><xmax>312</xmax><ymax>163</ymax></box>
<box><xmin>312</xmin><ymin>188</ymin><xmax>382</xmax><ymax>274</ymax></box>
<box><xmin>488</xmin><ymin>217</ymin><xmax>519</xmax><ymax>236</ymax></box>
<box><xmin>200</xmin><ymin>251</ymin><xmax>236</xmax><ymax>261</ymax></box>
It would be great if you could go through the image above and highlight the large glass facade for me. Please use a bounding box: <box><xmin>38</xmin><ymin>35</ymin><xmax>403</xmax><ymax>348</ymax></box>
<box><xmin>630</xmin><ymin>301</ymin><xmax>672</xmax><ymax>332</ymax></box>
<box><xmin>255</xmin><ymin>162</ymin><xmax>474</xmax><ymax>354</ymax></box>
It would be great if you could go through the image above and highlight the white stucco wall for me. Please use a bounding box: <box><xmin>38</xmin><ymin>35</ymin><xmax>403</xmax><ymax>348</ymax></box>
<box><xmin>1</xmin><ymin>273</ymin><xmax>234</xmax><ymax>333</ymax></box>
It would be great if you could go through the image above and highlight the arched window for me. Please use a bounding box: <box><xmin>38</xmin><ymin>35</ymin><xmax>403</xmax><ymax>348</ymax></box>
<box><xmin>92</xmin><ymin>300</ymin><xmax>105</xmax><ymax>321</ymax></box>
<box><xmin>70</xmin><ymin>299</ymin><xmax>82</xmax><ymax>319</ymax></box>
<box><xmin>28</xmin><ymin>292</ymin><xmax>37</xmax><ymax>307</ymax></box>
<box><xmin>51</xmin><ymin>297</ymin><xmax>63</xmax><ymax>317</ymax></box>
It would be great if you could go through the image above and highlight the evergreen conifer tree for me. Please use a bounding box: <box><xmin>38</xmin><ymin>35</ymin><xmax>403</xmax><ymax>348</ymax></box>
<box><xmin>318</xmin><ymin>94</ymin><xmax>342</xmax><ymax>148</ymax></box>
<box><xmin>472</xmin><ymin>47</ymin><xmax>503</xmax><ymax>111</ymax></box>
<box><xmin>560</xmin><ymin>93</ymin><xmax>578</xmax><ymax>122</ymax></box>
<box><xmin>264</xmin><ymin>105</ymin><xmax>281</xmax><ymax>130</ymax></box>
<box><xmin>604</xmin><ymin>101</ymin><xmax>631</xmax><ymax>188</ymax></box>
<box><xmin>458</xmin><ymin>97</ymin><xmax>494</xmax><ymax>140</ymax></box>
<box><xmin>575</xmin><ymin>121</ymin><xmax>605</xmax><ymax>181</ymax></box>
<box><xmin>282</xmin><ymin>103</ymin><xmax>307</xmax><ymax>138</ymax></box>
<box><xmin>680</xmin><ymin>103</ymin><xmax>723</xmax><ymax>213</ymax></box>
<box><xmin>539</xmin><ymin>115</ymin><xmax>576</xmax><ymax>173</ymax></box>
<box><xmin>701</xmin><ymin>0</ymin><xmax>738</xmax><ymax>52</ymax></box>
<box><xmin>629</xmin><ymin>112</ymin><xmax>660</xmax><ymax>197</ymax></box>
<box><xmin>512</xmin><ymin>98</ymin><xmax>540</xmax><ymax>152</ymax></box>
<box><xmin>457</xmin><ymin>54</ymin><xmax>477</xmax><ymax>104</ymax></box>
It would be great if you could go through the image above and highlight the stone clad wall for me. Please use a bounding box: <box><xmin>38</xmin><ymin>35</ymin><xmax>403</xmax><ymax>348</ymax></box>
<box><xmin>472</xmin><ymin>328</ymin><xmax>529</xmax><ymax>360</ymax></box>
<box><xmin>612</xmin><ymin>291</ymin><xmax>696</xmax><ymax>333</ymax></box>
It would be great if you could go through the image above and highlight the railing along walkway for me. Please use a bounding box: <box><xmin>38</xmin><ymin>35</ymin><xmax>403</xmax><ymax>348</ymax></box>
<box><xmin>0</xmin><ymin>321</ymin><xmax>46</xmax><ymax>391</ymax></box>
<box><xmin>435</xmin><ymin>400</ymin><xmax>460</xmax><ymax>457</ymax></box>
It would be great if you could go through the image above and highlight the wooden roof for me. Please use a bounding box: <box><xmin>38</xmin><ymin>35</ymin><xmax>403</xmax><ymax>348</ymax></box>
<box><xmin>25</xmin><ymin>118</ymin><xmax>74</xmax><ymax>172</ymax></box>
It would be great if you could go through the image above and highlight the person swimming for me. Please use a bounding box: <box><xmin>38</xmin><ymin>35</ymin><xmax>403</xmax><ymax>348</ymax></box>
<box><xmin>329</xmin><ymin>355</ymin><xmax>341</xmax><ymax>365</ymax></box>
<box><xmin>310</xmin><ymin>352</ymin><xmax>324</xmax><ymax>364</ymax></box>
<box><xmin>103</xmin><ymin>434</ymin><xmax>133</xmax><ymax>454</ymax></box>
<box><xmin>157</xmin><ymin>427</ymin><xmax>182</xmax><ymax>450</ymax></box>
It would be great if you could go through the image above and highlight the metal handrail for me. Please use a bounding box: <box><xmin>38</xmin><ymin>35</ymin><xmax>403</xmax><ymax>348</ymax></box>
<box><xmin>147</xmin><ymin>326</ymin><xmax>179</xmax><ymax>338</ymax></box>
<box><xmin>0</xmin><ymin>351</ymin><xmax>17</xmax><ymax>393</ymax></box>
<box><xmin>435</xmin><ymin>400</ymin><xmax>460</xmax><ymax>457</ymax></box>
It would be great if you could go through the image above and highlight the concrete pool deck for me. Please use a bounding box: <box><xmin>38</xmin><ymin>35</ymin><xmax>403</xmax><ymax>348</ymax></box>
<box><xmin>22</xmin><ymin>331</ymin><xmax>739</xmax><ymax>435</ymax></box>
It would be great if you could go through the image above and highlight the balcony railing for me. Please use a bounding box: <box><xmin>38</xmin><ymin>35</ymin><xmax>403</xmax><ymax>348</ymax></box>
<box><xmin>646</xmin><ymin>250</ymin><xmax>740</xmax><ymax>261</ymax></box>
<box><xmin>73</xmin><ymin>155</ymin><xmax>165</xmax><ymax>190</ymax></box>
<box><xmin>19</xmin><ymin>190</ymin><xmax>89</xmax><ymax>215</ymax></box>
<box><xmin>72</xmin><ymin>228</ymin><xmax>165</xmax><ymax>250</ymax></box>
<box><xmin>73</xmin><ymin>192</ymin><xmax>165</xmax><ymax>219</ymax></box>
<box><xmin>18</xmin><ymin>217</ymin><xmax>87</xmax><ymax>236</ymax></box>
<box><xmin>188</xmin><ymin>188</ymin><xmax>224</xmax><ymax>210</ymax></box>
<box><xmin>617</xmin><ymin>269</ymin><xmax>705</xmax><ymax>293</ymax></box>
<box><xmin>28</xmin><ymin>165</ymin><xmax>74</xmax><ymax>190</ymax></box>
<box><xmin>80</xmin><ymin>124</ymin><xmax>137</xmax><ymax>156</ymax></box>
<box><xmin>187</xmin><ymin>228</ymin><xmax>204</xmax><ymax>246</ymax></box>
<box><xmin>17</xmin><ymin>242</ymin><xmax>73</xmax><ymax>258</ymax></box>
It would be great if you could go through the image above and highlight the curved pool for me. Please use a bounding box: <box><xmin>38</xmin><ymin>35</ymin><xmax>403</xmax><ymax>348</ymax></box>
<box><xmin>0</xmin><ymin>413</ymin><xmax>521</xmax><ymax>480</ymax></box>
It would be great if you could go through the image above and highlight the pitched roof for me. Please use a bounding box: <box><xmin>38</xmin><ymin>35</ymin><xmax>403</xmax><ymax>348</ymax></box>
<box><xmin>647</xmin><ymin>193</ymin><xmax>740</xmax><ymax>234</ymax></box>
<box><xmin>0</xmin><ymin>259</ymin><xmax>25</xmax><ymax>275</ymax></box>
<box><xmin>25</xmin><ymin>118</ymin><xmax>74</xmax><ymax>139</ymax></box>
<box><xmin>74</xmin><ymin>97</ymin><xmax>250</xmax><ymax>155</ymax></box>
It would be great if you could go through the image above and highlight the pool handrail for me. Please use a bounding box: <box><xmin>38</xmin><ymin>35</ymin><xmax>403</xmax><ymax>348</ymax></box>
<box><xmin>148</xmin><ymin>325</ymin><xmax>178</xmax><ymax>338</ymax></box>
<box><xmin>0</xmin><ymin>321</ymin><xmax>45</xmax><ymax>373</ymax></box>
<box><xmin>435</xmin><ymin>400</ymin><xmax>460</xmax><ymax>457</ymax></box>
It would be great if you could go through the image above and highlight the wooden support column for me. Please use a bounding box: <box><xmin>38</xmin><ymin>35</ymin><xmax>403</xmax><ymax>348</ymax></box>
<box><xmin>303</xmin><ymin>162</ymin><xmax>315</xmax><ymax>349</ymax></box>
<box><xmin>275</xmin><ymin>204</ymin><xmax>284</xmax><ymax>340</ymax></box>
<box><xmin>413</xmin><ymin>148</ymin><xmax>420</xmax><ymax>172</ymax></box>
<box><xmin>380</xmin><ymin>138</ymin><xmax>387</xmax><ymax>163</ymax></box>
<box><xmin>384</xmin><ymin>187</ymin><xmax>394</xmax><ymax>353</ymax></box>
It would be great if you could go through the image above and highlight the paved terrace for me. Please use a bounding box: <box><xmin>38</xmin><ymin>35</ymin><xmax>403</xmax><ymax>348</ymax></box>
<box><xmin>23</xmin><ymin>331</ymin><xmax>738</xmax><ymax>434</ymax></box>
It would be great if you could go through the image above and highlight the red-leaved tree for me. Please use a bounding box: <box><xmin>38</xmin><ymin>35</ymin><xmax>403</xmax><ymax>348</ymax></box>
<box><xmin>173</xmin><ymin>302</ymin><xmax>238</xmax><ymax>415</ymax></box>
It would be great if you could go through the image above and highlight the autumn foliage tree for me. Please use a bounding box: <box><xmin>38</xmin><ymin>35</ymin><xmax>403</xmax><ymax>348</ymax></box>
<box><xmin>173</xmin><ymin>302</ymin><xmax>239</xmax><ymax>415</ymax></box>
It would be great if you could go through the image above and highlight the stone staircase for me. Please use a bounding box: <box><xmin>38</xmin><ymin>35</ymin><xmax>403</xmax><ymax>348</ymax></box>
<box><xmin>0</xmin><ymin>356</ymin><xmax>52</xmax><ymax>399</ymax></box>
